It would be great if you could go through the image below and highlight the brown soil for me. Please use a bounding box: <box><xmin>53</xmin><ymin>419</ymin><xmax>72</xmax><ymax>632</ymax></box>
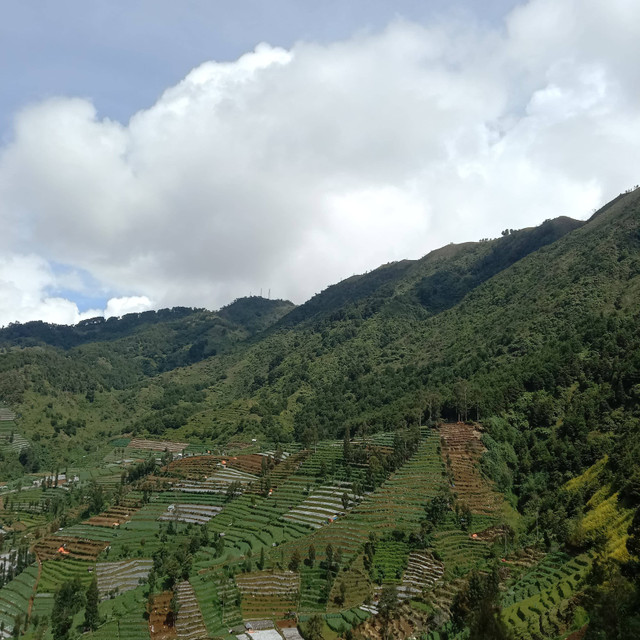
<box><xmin>33</xmin><ymin>536</ymin><xmax>108</xmax><ymax>561</ymax></box>
<box><xmin>439</xmin><ymin>422</ymin><xmax>503</xmax><ymax>515</ymax></box>
<box><xmin>128</xmin><ymin>438</ymin><xmax>187</xmax><ymax>453</ymax></box>
<box><xmin>566</xmin><ymin>625</ymin><xmax>588</xmax><ymax>640</ymax></box>
<box><xmin>86</xmin><ymin>502</ymin><xmax>141</xmax><ymax>527</ymax></box>
<box><xmin>148</xmin><ymin>591</ymin><xmax>178</xmax><ymax>640</ymax></box>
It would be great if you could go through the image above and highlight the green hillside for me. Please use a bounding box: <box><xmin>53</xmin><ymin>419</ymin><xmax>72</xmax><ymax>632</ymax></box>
<box><xmin>1</xmin><ymin>188</ymin><xmax>640</xmax><ymax>638</ymax></box>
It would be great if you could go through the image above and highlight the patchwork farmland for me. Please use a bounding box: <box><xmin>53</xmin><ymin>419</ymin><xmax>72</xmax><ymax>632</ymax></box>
<box><xmin>0</xmin><ymin>424</ymin><xmax>604</xmax><ymax>640</ymax></box>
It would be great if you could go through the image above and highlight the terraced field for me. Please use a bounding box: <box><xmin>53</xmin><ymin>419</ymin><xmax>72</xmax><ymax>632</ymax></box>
<box><xmin>502</xmin><ymin>552</ymin><xmax>593</xmax><ymax>639</ymax></box>
<box><xmin>397</xmin><ymin>551</ymin><xmax>444</xmax><ymax>601</ymax></box>
<box><xmin>327</xmin><ymin>553</ymin><xmax>372</xmax><ymax>612</ymax></box>
<box><xmin>86</xmin><ymin>499</ymin><xmax>142</xmax><ymax>528</ymax></box>
<box><xmin>439</xmin><ymin>422</ymin><xmax>503</xmax><ymax>516</ymax></box>
<box><xmin>172</xmin><ymin>467</ymin><xmax>258</xmax><ymax>494</ymax></box>
<box><xmin>34</xmin><ymin>535</ymin><xmax>109</xmax><ymax>561</ymax></box>
<box><xmin>0</xmin><ymin>419</ymin><xmax>28</xmax><ymax>454</ymax></box>
<box><xmin>370</xmin><ymin>539</ymin><xmax>409</xmax><ymax>584</ymax></box>
<box><xmin>157</xmin><ymin>503</ymin><xmax>222</xmax><ymax>524</ymax></box>
<box><xmin>127</xmin><ymin>439</ymin><xmax>188</xmax><ymax>454</ymax></box>
<box><xmin>282</xmin><ymin>482</ymin><xmax>353</xmax><ymax>529</ymax></box>
<box><xmin>0</xmin><ymin>564</ymin><xmax>38</xmax><ymax>635</ymax></box>
<box><xmin>175</xmin><ymin>580</ymin><xmax>208</xmax><ymax>640</ymax></box>
<box><xmin>236</xmin><ymin>571</ymin><xmax>299</xmax><ymax>619</ymax></box>
<box><xmin>432</xmin><ymin>522</ymin><xmax>492</xmax><ymax>577</ymax></box>
<box><xmin>280</xmin><ymin>434</ymin><xmax>446</xmax><ymax>563</ymax></box>
<box><xmin>38</xmin><ymin>557</ymin><xmax>95</xmax><ymax>591</ymax></box>
<box><xmin>0</xmin><ymin>427</ymin><xmax>549</xmax><ymax>640</ymax></box>
<box><xmin>191</xmin><ymin>571</ymin><xmax>242</xmax><ymax>635</ymax></box>
<box><xmin>97</xmin><ymin>558</ymin><xmax>153</xmax><ymax>599</ymax></box>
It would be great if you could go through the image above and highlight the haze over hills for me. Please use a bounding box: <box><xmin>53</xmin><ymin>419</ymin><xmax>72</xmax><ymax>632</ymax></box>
<box><xmin>1</xmin><ymin>189</ymin><xmax>640</xmax><ymax>639</ymax></box>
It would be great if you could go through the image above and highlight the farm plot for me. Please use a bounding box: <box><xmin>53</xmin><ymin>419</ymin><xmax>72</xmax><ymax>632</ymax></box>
<box><xmin>158</xmin><ymin>504</ymin><xmax>222</xmax><ymax>524</ymax></box>
<box><xmin>327</xmin><ymin>553</ymin><xmax>372</xmax><ymax>612</ymax></box>
<box><xmin>370</xmin><ymin>540</ymin><xmax>409</xmax><ymax>585</ymax></box>
<box><xmin>167</xmin><ymin>456</ymin><xmax>221</xmax><ymax>479</ymax></box>
<box><xmin>433</xmin><ymin>526</ymin><xmax>490</xmax><ymax>577</ymax></box>
<box><xmin>191</xmin><ymin>571</ymin><xmax>243</xmax><ymax>635</ymax></box>
<box><xmin>227</xmin><ymin>454</ymin><xmax>269</xmax><ymax>475</ymax></box>
<box><xmin>397</xmin><ymin>551</ymin><xmax>444</xmax><ymax>601</ymax></box>
<box><xmin>281</xmin><ymin>627</ymin><xmax>304</xmax><ymax>640</ymax></box>
<box><xmin>128</xmin><ymin>438</ymin><xmax>188</xmax><ymax>454</ymax></box>
<box><xmin>86</xmin><ymin>499</ymin><xmax>142</xmax><ymax>528</ymax></box>
<box><xmin>0</xmin><ymin>408</ymin><xmax>15</xmax><ymax>421</ymax></box>
<box><xmin>0</xmin><ymin>420</ymin><xmax>28</xmax><ymax>454</ymax></box>
<box><xmin>105</xmin><ymin>503</ymin><xmax>179</xmax><ymax>557</ymax></box>
<box><xmin>34</xmin><ymin>535</ymin><xmax>109</xmax><ymax>561</ymax></box>
<box><xmin>173</xmin><ymin>467</ymin><xmax>257</xmax><ymax>494</ymax></box>
<box><xmin>439</xmin><ymin>422</ymin><xmax>503</xmax><ymax>516</ymax></box>
<box><xmin>282</xmin><ymin>482</ymin><xmax>353</xmax><ymax>529</ymax></box>
<box><xmin>97</xmin><ymin>559</ymin><xmax>153</xmax><ymax>599</ymax></box>
<box><xmin>31</xmin><ymin>592</ymin><xmax>54</xmax><ymax>620</ymax></box>
<box><xmin>263</xmin><ymin>451</ymin><xmax>310</xmax><ymax>488</ymax></box>
<box><xmin>0</xmin><ymin>564</ymin><xmax>38</xmax><ymax>634</ymax></box>
<box><xmin>294</xmin><ymin>443</ymin><xmax>344</xmax><ymax>478</ymax></box>
<box><xmin>175</xmin><ymin>580</ymin><xmax>208</xmax><ymax>640</ymax></box>
<box><xmin>203</xmin><ymin>478</ymin><xmax>314</xmax><ymax>558</ymax></box>
<box><xmin>148</xmin><ymin>591</ymin><xmax>177</xmax><ymax>640</ymax></box>
<box><xmin>501</xmin><ymin>552</ymin><xmax>592</xmax><ymax>640</ymax></box>
<box><xmin>54</xmin><ymin>523</ymin><xmax>120</xmax><ymax>542</ymax></box>
<box><xmin>236</xmin><ymin>571</ymin><xmax>299</xmax><ymax>620</ymax></box>
<box><xmin>38</xmin><ymin>557</ymin><xmax>95</xmax><ymax>592</ymax></box>
<box><xmin>280</xmin><ymin>434</ymin><xmax>446</xmax><ymax>563</ymax></box>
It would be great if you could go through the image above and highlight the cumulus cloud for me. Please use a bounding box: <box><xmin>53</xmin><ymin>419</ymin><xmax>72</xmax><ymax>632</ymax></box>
<box><xmin>1</xmin><ymin>0</ymin><xmax>639</xmax><ymax>324</ymax></box>
<box><xmin>0</xmin><ymin>254</ymin><xmax>152</xmax><ymax>326</ymax></box>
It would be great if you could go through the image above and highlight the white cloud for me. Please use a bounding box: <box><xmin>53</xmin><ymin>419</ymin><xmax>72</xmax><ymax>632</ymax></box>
<box><xmin>1</xmin><ymin>0</ymin><xmax>640</xmax><ymax>324</ymax></box>
<box><xmin>0</xmin><ymin>254</ymin><xmax>153</xmax><ymax>326</ymax></box>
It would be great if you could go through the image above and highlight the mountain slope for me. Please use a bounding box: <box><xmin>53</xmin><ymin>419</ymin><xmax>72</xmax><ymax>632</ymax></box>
<box><xmin>2</xmin><ymin>187</ymin><xmax>640</xmax><ymax>637</ymax></box>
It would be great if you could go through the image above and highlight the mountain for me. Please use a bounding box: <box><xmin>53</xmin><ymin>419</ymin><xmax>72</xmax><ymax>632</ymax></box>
<box><xmin>1</xmin><ymin>187</ymin><xmax>640</xmax><ymax>638</ymax></box>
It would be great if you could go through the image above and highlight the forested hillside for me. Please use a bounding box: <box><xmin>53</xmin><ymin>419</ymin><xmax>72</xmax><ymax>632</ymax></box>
<box><xmin>1</xmin><ymin>188</ymin><xmax>640</xmax><ymax>638</ymax></box>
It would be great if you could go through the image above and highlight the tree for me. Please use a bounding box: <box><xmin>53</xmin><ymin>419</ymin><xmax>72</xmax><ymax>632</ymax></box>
<box><xmin>51</xmin><ymin>578</ymin><xmax>85</xmax><ymax>640</ymax></box>
<box><xmin>341</xmin><ymin>492</ymin><xmax>350</xmax><ymax>511</ymax></box>
<box><xmin>289</xmin><ymin>549</ymin><xmax>301</xmax><ymax>572</ymax></box>
<box><xmin>343</xmin><ymin>425</ymin><xmax>351</xmax><ymax>462</ymax></box>
<box><xmin>378</xmin><ymin>584</ymin><xmax>398</xmax><ymax>620</ymax></box>
<box><xmin>84</xmin><ymin>577</ymin><xmax>99</xmax><ymax>631</ymax></box>
<box><xmin>12</xmin><ymin>615</ymin><xmax>21</xmax><ymax>639</ymax></box>
<box><xmin>88</xmin><ymin>481</ymin><xmax>104</xmax><ymax>515</ymax></box>
<box><xmin>226</xmin><ymin>480</ymin><xmax>242</xmax><ymax>501</ymax></box>
<box><xmin>307</xmin><ymin>544</ymin><xmax>316</xmax><ymax>568</ymax></box>
<box><xmin>305</xmin><ymin>614</ymin><xmax>324</xmax><ymax>640</ymax></box>
<box><xmin>454</xmin><ymin>380</ymin><xmax>470</xmax><ymax>422</ymax></box>
<box><xmin>325</xmin><ymin>544</ymin><xmax>334</xmax><ymax>571</ymax></box>
<box><xmin>425</xmin><ymin>492</ymin><xmax>450</xmax><ymax>525</ymax></box>
<box><xmin>460</xmin><ymin>503</ymin><xmax>473</xmax><ymax>532</ymax></box>
<box><xmin>451</xmin><ymin>567</ymin><xmax>511</xmax><ymax>639</ymax></box>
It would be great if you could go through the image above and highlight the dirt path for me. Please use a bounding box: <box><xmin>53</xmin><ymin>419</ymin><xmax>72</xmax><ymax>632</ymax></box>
<box><xmin>27</xmin><ymin>556</ymin><xmax>43</xmax><ymax>620</ymax></box>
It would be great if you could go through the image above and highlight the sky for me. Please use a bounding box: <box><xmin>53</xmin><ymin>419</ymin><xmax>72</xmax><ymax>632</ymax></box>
<box><xmin>1</xmin><ymin>0</ymin><xmax>639</xmax><ymax>326</ymax></box>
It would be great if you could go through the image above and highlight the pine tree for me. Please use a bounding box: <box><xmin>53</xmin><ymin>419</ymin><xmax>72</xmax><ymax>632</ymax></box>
<box><xmin>51</xmin><ymin>579</ymin><xmax>84</xmax><ymax>640</ymax></box>
<box><xmin>84</xmin><ymin>577</ymin><xmax>99</xmax><ymax>630</ymax></box>
<box><xmin>343</xmin><ymin>425</ymin><xmax>351</xmax><ymax>462</ymax></box>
